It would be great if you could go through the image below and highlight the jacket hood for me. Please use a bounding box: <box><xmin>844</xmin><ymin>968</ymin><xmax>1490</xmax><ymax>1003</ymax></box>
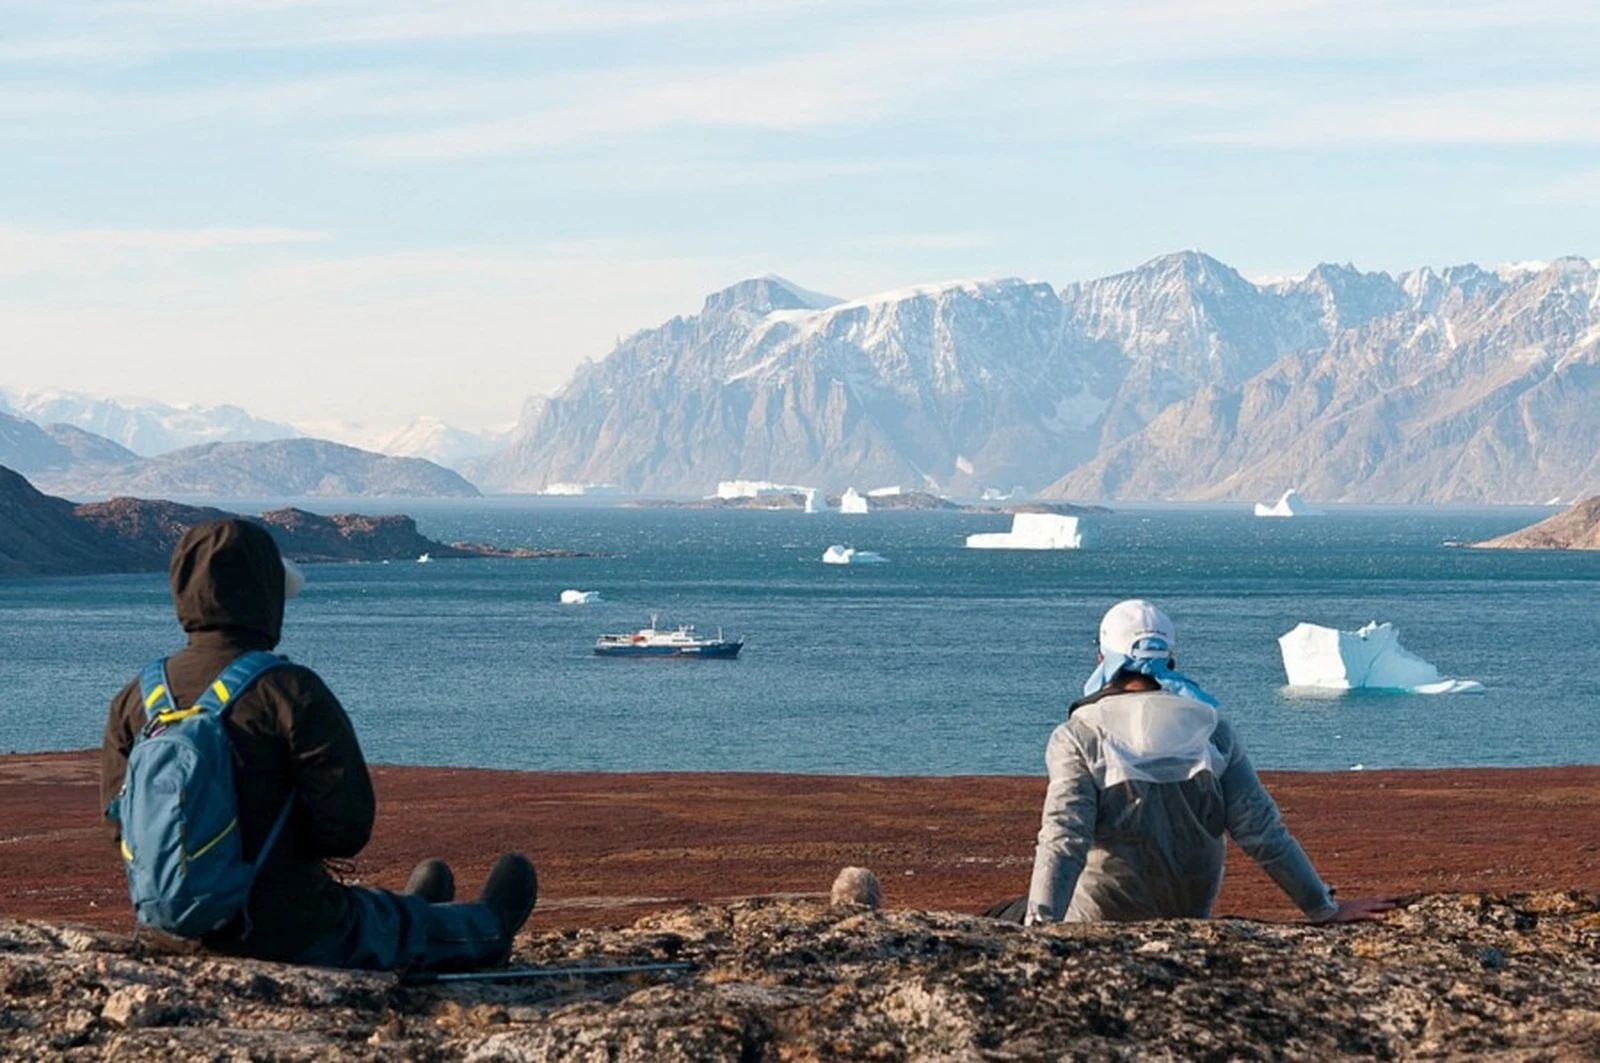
<box><xmin>170</xmin><ymin>519</ymin><xmax>285</xmax><ymax>647</ymax></box>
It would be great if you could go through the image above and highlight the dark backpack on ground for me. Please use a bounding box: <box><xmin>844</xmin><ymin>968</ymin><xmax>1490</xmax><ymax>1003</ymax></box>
<box><xmin>109</xmin><ymin>650</ymin><xmax>292</xmax><ymax>938</ymax></box>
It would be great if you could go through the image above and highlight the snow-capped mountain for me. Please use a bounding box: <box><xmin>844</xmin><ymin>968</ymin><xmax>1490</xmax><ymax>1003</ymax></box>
<box><xmin>473</xmin><ymin>274</ymin><xmax>1115</xmax><ymax>495</ymax></box>
<box><xmin>370</xmin><ymin>417</ymin><xmax>512</xmax><ymax>470</ymax></box>
<box><xmin>0</xmin><ymin>409</ymin><xmax>139</xmax><ymax>474</ymax></box>
<box><xmin>1051</xmin><ymin>257</ymin><xmax>1600</xmax><ymax>503</ymax></box>
<box><xmin>0</xmin><ymin>388</ymin><xmax>299</xmax><ymax>456</ymax></box>
<box><xmin>287</xmin><ymin>417</ymin><xmax>510</xmax><ymax>470</ymax></box>
<box><xmin>472</xmin><ymin>256</ymin><xmax>1599</xmax><ymax>502</ymax></box>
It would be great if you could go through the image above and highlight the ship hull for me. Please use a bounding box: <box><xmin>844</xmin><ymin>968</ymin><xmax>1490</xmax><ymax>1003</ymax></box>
<box><xmin>593</xmin><ymin>641</ymin><xmax>743</xmax><ymax>659</ymax></box>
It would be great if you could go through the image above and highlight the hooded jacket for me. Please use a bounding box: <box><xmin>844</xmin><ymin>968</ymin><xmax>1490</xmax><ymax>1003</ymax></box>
<box><xmin>100</xmin><ymin>519</ymin><xmax>375</xmax><ymax>960</ymax></box>
<box><xmin>1025</xmin><ymin>682</ymin><xmax>1337</xmax><ymax>924</ymax></box>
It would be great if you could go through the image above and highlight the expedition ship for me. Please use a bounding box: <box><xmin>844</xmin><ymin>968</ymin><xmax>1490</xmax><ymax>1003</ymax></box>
<box><xmin>593</xmin><ymin>617</ymin><xmax>743</xmax><ymax>659</ymax></box>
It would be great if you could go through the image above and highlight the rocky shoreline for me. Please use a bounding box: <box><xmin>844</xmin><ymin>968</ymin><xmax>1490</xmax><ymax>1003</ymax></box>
<box><xmin>0</xmin><ymin>466</ymin><xmax>579</xmax><ymax>577</ymax></box>
<box><xmin>1474</xmin><ymin>496</ymin><xmax>1600</xmax><ymax>550</ymax></box>
<box><xmin>2</xmin><ymin>889</ymin><xmax>1595</xmax><ymax>1060</ymax></box>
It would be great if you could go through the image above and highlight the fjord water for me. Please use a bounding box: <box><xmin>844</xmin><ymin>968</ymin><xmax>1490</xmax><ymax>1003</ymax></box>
<box><xmin>2</xmin><ymin>503</ymin><xmax>1596</xmax><ymax>774</ymax></box>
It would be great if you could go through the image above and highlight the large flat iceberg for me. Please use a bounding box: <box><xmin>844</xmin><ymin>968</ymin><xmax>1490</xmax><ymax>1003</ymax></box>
<box><xmin>966</xmin><ymin>512</ymin><xmax>1083</xmax><ymax>550</ymax></box>
<box><xmin>822</xmin><ymin>545</ymin><xmax>888</xmax><ymax>565</ymax></box>
<box><xmin>1278</xmin><ymin>621</ymin><xmax>1483</xmax><ymax>694</ymax></box>
<box><xmin>559</xmin><ymin>589</ymin><xmax>602</xmax><ymax>605</ymax></box>
<box><xmin>1255</xmin><ymin>489</ymin><xmax>1319</xmax><ymax>518</ymax></box>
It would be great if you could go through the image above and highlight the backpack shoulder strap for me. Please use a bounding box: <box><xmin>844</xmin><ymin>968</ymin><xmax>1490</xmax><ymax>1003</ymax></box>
<box><xmin>195</xmin><ymin>650</ymin><xmax>288</xmax><ymax>717</ymax></box>
<box><xmin>138</xmin><ymin>658</ymin><xmax>176</xmax><ymax>718</ymax></box>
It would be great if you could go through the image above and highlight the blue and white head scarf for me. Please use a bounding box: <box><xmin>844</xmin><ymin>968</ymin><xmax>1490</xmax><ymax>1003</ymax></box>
<box><xmin>1081</xmin><ymin>631</ymin><xmax>1220</xmax><ymax>707</ymax></box>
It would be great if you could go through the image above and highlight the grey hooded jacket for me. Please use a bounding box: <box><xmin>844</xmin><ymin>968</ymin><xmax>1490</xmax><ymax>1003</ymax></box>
<box><xmin>1025</xmin><ymin>688</ymin><xmax>1338</xmax><ymax>924</ymax></box>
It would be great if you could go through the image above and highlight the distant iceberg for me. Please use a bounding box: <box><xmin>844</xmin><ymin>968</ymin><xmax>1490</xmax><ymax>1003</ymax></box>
<box><xmin>416</xmin><ymin>552</ymin><xmax>432</xmax><ymax>563</ymax></box>
<box><xmin>1255</xmin><ymin>489</ymin><xmax>1319</xmax><ymax>518</ymax></box>
<box><xmin>1278</xmin><ymin>621</ymin><xmax>1484</xmax><ymax>694</ymax></box>
<box><xmin>559</xmin><ymin>589</ymin><xmax>601</xmax><ymax>604</ymax></box>
<box><xmin>542</xmin><ymin>482</ymin><xmax>620</xmax><ymax>497</ymax></box>
<box><xmin>717</xmin><ymin>479</ymin><xmax>806</xmax><ymax>500</ymax></box>
<box><xmin>822</xmin><ymin>545</ymin><xmax>888</xmax><ymax>565</ymax></box>
<box><xmin>839</xmin><ymin>487</ymin><xmax>870</xmax><ymax>515</ymax></box>
<box><xmin>966</xmin><ymin>512</ymin><xmax>1083</xmax><ymax>550</ymax></box>
<box><xmin>804</xmin><ymin>488</ymin><xmax>827</xmax><ymax>514</ymax></box>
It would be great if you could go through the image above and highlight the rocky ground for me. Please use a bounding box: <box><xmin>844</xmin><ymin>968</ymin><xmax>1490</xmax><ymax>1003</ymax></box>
<box><xmin>1</xmin><ymin>890</ymin><xmax>1595</xmax><ymax>1061</ymax></box>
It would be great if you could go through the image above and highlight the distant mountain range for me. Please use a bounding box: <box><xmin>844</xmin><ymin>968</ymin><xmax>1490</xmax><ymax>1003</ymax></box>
<box><xmin>0</xmin><ymin>388</ymin><xmax>299</xmax><ymax>456</ymax></box>
<box><xmin>11</xmin><ymin>252</ymin><xmax>1598</xmax><ymax>503</ymax></box>
<box><xmin>0</xmin><ymin>389</ymin><xmax>505</xmax><ymax>471</ymax></box>
<box><xmin>469</xmin><ymin>256</ymin><xmax>1598</xmax><ymax>504</ymax></box>
<box><xmin>0</xmin><ymin>411</ymin><xmax>478</xmax><ymax>499</ymax></box>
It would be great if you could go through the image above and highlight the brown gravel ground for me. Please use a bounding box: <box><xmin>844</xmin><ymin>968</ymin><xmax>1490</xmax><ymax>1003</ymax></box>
<box><xmin>1</xmin><ymin>751</ymin><xmax>1595</xmax><ymax>933</ymax></box>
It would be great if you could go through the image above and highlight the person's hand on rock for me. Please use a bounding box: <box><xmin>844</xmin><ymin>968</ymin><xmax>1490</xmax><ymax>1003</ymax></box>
<box><xmin>1317</xmin><ymin>896</ymin><xmax>1399</xmax><ymax>923</ymax></box>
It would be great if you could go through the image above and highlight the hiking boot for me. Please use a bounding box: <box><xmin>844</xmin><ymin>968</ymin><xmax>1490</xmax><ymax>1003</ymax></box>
<box><xmin>404</xmin><ymin>859</ymin><xmax>455</xmax><ymax>904</ymax></box>
<box><xmin>477</xmin><ymin>853</ymin><xmax>538</xmax><ymax>940</ymax></box>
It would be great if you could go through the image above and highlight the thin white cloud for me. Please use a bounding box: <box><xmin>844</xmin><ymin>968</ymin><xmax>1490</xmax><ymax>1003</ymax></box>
<box><xmin>0</xmin><ymin>0</ymin><xmax>858</xmax><ymax>61</ymax></box>
<box><xmin>1200</xmin><ymin>84</ymin><xmax>1600</xmax><ymax>147</ymax></box>
<box><xmin>0</xmin><ymin>224</ymin><xmax>330</xmax><ymax>278</ymax></box>
<box><xmin>847</xmin><ymin>232</ymin><xmax>1000</xmax><ymax>253</ymax></box>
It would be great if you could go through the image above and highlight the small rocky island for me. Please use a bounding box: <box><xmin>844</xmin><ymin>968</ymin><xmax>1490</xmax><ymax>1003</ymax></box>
<box><xmin>1</xmin><ymin>890</ymin><xmax>1594</xmax><ymax>1059</ymax></box>
<box><xmin>0</xmin><ymin>465</ymin><xmax>574</xmax><ymax>578</ymax></box>
<box><xmin>1474</xmin><ymin>496</ymin><xmax>1600</xmax><ymax>550</ymax></box>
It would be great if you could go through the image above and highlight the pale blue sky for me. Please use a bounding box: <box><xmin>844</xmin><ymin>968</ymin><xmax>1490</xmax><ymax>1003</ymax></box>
<box><xmin>2</xmin><ymin>0</ymin><xmax>1598</xmax><ymax>430</ymax></box>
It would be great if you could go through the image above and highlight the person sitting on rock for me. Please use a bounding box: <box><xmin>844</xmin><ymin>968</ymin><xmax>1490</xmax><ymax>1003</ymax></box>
<box><xmin>100</xmin><ymin>518</ymin><xmax>537</xmax><ymax>969</ymax></box>
<box><xmin>1013</xmin><ymin>598</ymin><xmax>1393</xmax><ymax>926</ymax></box>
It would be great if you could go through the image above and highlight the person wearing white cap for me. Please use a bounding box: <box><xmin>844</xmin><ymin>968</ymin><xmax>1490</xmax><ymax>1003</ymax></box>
<box><xmin>1019</xmin><ymin>599</ymin><xmax>1393</xmax><ymax>926</ymax></box>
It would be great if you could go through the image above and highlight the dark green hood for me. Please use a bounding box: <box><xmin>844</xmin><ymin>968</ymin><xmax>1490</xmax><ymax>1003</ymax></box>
<box><xmin>170</xmin><ymin>519</ymin><xmax>285</xmax><ymax>647</ymax></box>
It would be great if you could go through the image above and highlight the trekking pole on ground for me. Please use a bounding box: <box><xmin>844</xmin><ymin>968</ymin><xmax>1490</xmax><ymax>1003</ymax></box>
<box><xmin>400</xmin><ymin>960</ymin><xmax>694</xmax><ymax>987</ymax></box>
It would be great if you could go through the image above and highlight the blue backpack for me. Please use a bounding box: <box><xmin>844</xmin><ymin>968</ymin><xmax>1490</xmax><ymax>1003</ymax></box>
<box><xmin>111</xmin><ymin>650</ymin><xmax>293</xmax><ymax>938</ymax></box>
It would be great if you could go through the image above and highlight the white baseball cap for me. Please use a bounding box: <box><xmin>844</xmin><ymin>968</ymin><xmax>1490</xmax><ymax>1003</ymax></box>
<box><xmin>1098</xmin><ymin>599</ymin><xmax>1176</xmax><ymax>660</ymax></box>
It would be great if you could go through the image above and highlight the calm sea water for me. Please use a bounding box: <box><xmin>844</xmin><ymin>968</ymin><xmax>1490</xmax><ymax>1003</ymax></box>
<box><xmin>2</xmin><ymin>502</ymin><xmax>1596</xmax><ymax>774</ymax></box>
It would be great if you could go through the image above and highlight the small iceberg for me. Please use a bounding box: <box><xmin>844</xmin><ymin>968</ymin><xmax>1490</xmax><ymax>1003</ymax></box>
<box><xmin>1255</xmin><ymin>489</ymin><xmax>1319</xmax><ymax>518</ymax></box>
<box><xmin>822</xmin><ymin>545</ymin><xmax>888</xmax><ymax>565</ymax></box>
<box><xmin>804</xmin><ymin>488</ymin><xmax>827</xmax><ymax>514</ymax></box>
<box><xmin>839</xmin><ymin>487</ymin><xmax>869</xmax><ymax>515</ymax></box>
<box><xmin>1278</xmin><ymin>621</ymin><xmax>1484</xmax><ymax>694</ymax></box>
<box><xmin>416</xmin><ymin>552</ymin><xmax>432</xmax><ymax>564</ymax></box>
<box><xmin>966</xmin><ymin>512</ymin><xmax>1083</xmax><ymax>550</ymax></box>
<box><xmin>560</xmin><ymin>589</ymin><xmax>602</xmax><ymax>605</ymax></box>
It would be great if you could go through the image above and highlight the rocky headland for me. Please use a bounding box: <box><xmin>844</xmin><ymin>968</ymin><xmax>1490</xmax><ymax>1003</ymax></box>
<box><xmin>0</xmin><ymin>466</ymin><xmax>573</xmax><ymax>577</ymax></box>
<box><xmin>2</xmin><ymin>890</ymin><xmax>1595</xmax><ymax>1060</ymax></box>
<box><xmin>1474</xmin><ymin>496</ymin><xmax>1600</xmax><ymax>550</ymax></box>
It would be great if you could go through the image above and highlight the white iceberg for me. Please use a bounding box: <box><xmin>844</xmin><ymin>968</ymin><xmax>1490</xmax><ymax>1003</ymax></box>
<box><xmin>1255</xmin><ymin>489</ymin><xmax>1319</xmax><ymax>518</ymax></box>
<box><xmin>559</xmin><ymin>589</ymin><xmax>601</xmax><ymax>605</ymax></box>
<box><xmin>822</xmin><ymin>545</ymin><xmax>888</xmax><ymax>565</ymax></box>
<box><xmin>716</xmin><ymin>479</ymin><xmax>806</xmax><ymax>500</ymax></box>
<box><xmin>804</xmin><ymin>488</ymin><xmax>827</xmax><ymax>514</ymax></box>
<box><xmin>839</xmin><ymin>487</ymin><xmax>870</xmax><ymax>515</ymax></box>
<box><xmin>416</xmin><ymin>552</ymin><xmax>432</xmax><ymax>563</ymax></box>
<box><xmin>965</xmin><ymin>512</ymin><xmax>1083</xmax><ymax>550</ymax></box>
<box><xmin>1278</xmin><ymin>621</ymin><xmax>1484</xmax><ymax>694</ymax></box>
<box><xmin>541</xmin><ymin>482</ymin><xmax>619</xmax><ymax>496</ymax></box>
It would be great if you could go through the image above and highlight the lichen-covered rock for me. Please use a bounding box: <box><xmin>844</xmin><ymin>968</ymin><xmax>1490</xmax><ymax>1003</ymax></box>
<box><xmin>0</xmin><ymin>892</ymin><xmax>1595</xmax><ymax>1060</ymax></box>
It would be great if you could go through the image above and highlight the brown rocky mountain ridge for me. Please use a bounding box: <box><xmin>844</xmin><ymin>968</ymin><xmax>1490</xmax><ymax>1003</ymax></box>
<box><xmin>1474</xmin><ymin>495</ymin><xmax>1600</xmax><ymax>550</ymax></box>
<box><xmin>0</xmin><ymin>465</ymin><xmax>561</xmax><ymax>577</ymax></box>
